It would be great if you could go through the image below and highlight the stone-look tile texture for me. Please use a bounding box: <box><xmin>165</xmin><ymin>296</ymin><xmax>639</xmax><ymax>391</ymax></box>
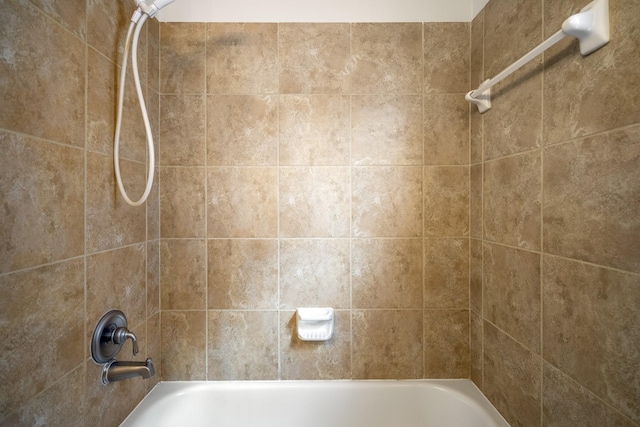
<box><xmin>280</xmin><ymin>239</ymin><xmax>350</xmax><ymax>309</ymax></box>
<box><xmin>279</xmin><ymin>23</ymin><xmax>351</xmax><ymax>94</ymax></box>
<box><xmin>208</xmin><ymin>311</ymin><xmax>279</xmax><ymax>380</ymax></box>
<box><xmin>208</xmin><ymin>239</ymin><xmax>278</xmax><ymax>309</ymax></box>
<box><xmin>154</xmin><ymin>22</ymin><xmax>472</xmax><ymax>388</ymax></box>
<box><xmin>161</xmin><ymin>311</ymin><xmax>207</xmax><ymax>381</ymax></box>
<box><xmin>543</xmin><ymin>256</ymin><xmax>640</xmax><ymax>423</ymax></box>
<box><xmin>352</xmin><ymin>310</ymin><xmax>423</xmax><ymax>379</ymax></box>
<box><xmin>424</xmin><ymin>310</ymin><xmax>470</xmax><ymax>378</ymax></box>
<box><xmin>279</xmin><ymin>95</ymin><xmax>350</xmax><ymax>166</ymax></box>
<box><xmin>0</xmin><ymin>1</ymin><xmax>159</xmax><ymax>425</ymax></box>
<box><xmin>471</xmin><ymin>0</ymin><xmax>640</xmax><ymax>425</ymax></box>
<box><xmin>483</xmin><ymin>243</ymin><xmax>541</xmax><ymax>353</ymax></box>
<box><xmin>352</xmin><ymin>239</ymin><xmax>423</xmax><ymax>309</ymax></box>
<box><xmin>160</xmin><ymin>239</ymin><xmax>207</xmax><ymax>310</ymax></box>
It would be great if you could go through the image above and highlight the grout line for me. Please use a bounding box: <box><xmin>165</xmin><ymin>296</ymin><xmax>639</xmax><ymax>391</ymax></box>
<box><xmin>276</xmin><ymin>22</ymin><xmax>282</xmax><ymax>381</ymax></box>
<box><xmin>203</xmin><ymin>22</ymin><xmax>209</xmax><ymax>381</ymax></box>
<box><xmin>539</xmin><ymin>2</ymin><xmax>546</xmax><ymax>423</ymax></box>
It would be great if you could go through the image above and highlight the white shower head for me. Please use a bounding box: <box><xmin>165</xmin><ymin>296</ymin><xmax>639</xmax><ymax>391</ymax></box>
<box><xmin>136</xmin><ymin>0</ymin><xmax>176</xmax><ymax>18</ymax></box>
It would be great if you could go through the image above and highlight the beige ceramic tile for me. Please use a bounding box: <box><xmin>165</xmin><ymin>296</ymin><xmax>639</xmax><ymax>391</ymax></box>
<box><xmin>147</xmin><ymin>17</ymin><xmax>160</xmax><ymax>92</ymax></box>
<box><xmin>543</xmin><ymin>362</ymin><xmax>636</xmax><ymax>427</ymax></box>
<box><xmin>280</xmin><ymin>239</ymin><xmax>350</xmax><ymax>309</ymax></box>
<box><xmin>207</xmin><ymin>23</ymin><xmax>278</xmax><ymax>94</ymax></box>
<box><xmin>207</xmin><ymin>95</ymin><xmax>278</xmax><ymax>166</ymax></box>
<box><xmin>85</xmin><ymin>358</ymin><xmax>146</xmax><ymax>427</ymax></box>
<box><xmin>280</xmin><ymin>310</ymin><xmax>351</xmax><ymax>380</ymax></box>
<box><xmin>160</xmin><ymin>23</ymin><xmax>206</xmax><ymax>94</ymax></box>
<box><xmin>424</xmin><ymin>22</ymin><xmax>470</xmax><ymax>93</ymax></box>
<box><xmin>470</xmin><ymin>311</ymin><xmax>483</xmax><ymax>388</ymax></box>
<box><xmin>424</xmin><ymin>166</ymin><xmax>469</xmax><ymax>237</ymax></box>
<box><xmin>279</xmin><ymin>95</ymin><xmax>350</xmax><ymax>166</ymax></box>
<box><xmin>483</xmin><ymin>321</ymin><xmax>542</xmax><ymax>427</ymax></box>
<box><xmin>483</xmin><ymin>151</ymin><xmax>541</xmax><ymax>250</ymax></box>
<box><xmin>470</xmin><ymin>164</ymin><xmax>482</xmax><ymax>239</ymax></box>
<box><xmin>86</xmin><ymin>245</ymin><xmax>147</xmax><ymax>340</ymax></box>
<box><xmin>483</xmin><ymin>60</ymin><xmax>542</xmax><ymax>160</ymax></box>
<box><xmin>279</xmin><ymin>23</ymin><xmax>351</xmax><ymax>94</ymax></box>
<box><xmin>207</xmin><ymin>167</ymin><xmax>277</xmax><ymax>237</ymax></box>
<box><xmin>470</xmin><ymin>109</ymin><xmax>483</xmax><ymax>165</ymax></box>
<box><xmin>424</xmin><ymin>310</ymin><xmax>470</xmax><ymax>378</ymax></box>
<box><xmin>1</xmin><ymin>365</ymin><xmax>85</xmax><ymax>427</ymax></box>
<box><xmin>352</xmin><ymin>310</ymin><xmax>423</xmax><ymax>379</ymax></box>
<box><xmin>0</xmin><ymin>259</ymin><xmax>84</xmax><ymax>417</ymax></box>
<box><xmin>470</xmin><ymin>10</ymin><xmax>484</xmax><ymax>89</ymax></box>
<box><xmin>543</xmin><ymin>0</ymin><xmax>640</xmax><ymax>145</ymax></box>
<box><xmin>483</xmin><ymin>0</ymin><xmax>542</xmax><ymax>78</ymax></box>
<box><xmin>543</xmin><ymin>256</ymin><xmax>640</xmax><ymax>422</ymax></box>
<box><xmin>423</xmin><ymin>94</ymin><xmax>469</xmax><ymax>165</ymax></box>
<box><xmin>147</xmin><ymin>241</ymin><xmax>160</xmax><ymax>317</ymax></box>
<box><xmin>352</xmin><ymin>238</ymin><xmax>423</xmax><ymax>309</ymax></box>
<box><xmin>208</xmin><ymin>239</ymin><xmax>278</xmax><ymax>309</ymax></box>
<box><xmin>280</xmin><ymin>167</ymin><xmax>350</xmax><ymax>238</ymax></box>
<box><xmin>146</xmin><ymin>167</ymin><xmax>160</xmax><ymax>241</ymax></box>
<box><xmin>30</xmin><ymin>0</ymin><xmax>86</xmax><ymax>39</ymax></box>
<box><xmin>86</xmin><ymin>152</ymin><xmax>146</xmax><ymax>253</ymax></box>
<box><xmin>87</xmin><ymin>47</ymin><xmax>117</xmax><ymax>155</ymax></box>
<box><xmin>543</xmin><ymin>127</ymin><xmax>640</xmax><ymax>274</ymax></box>
<box><xmin>353</xmin><ymin>166</ymin><xmax>423</xmax><ymax>237</ymax></box>
<box><xmin>161</xmin><ymin>311</ymin><xmax>206</xmax><ymax>381</ymax></box>
<box><xmin>160</xmin><ymin>95</ymin><xmax>206</xmax><ymax>166</ymax></box>
<box><xmin>470</xmin><ymin>239</ymin><xmax>483</xmax><ymax>315</ymax></box>
<box><xmin>160</xmin><ymin>166</ymin><xmax>206</xmax><ymax>238</ymax></box>
<box><xmin>208</xmin><ymin>311</ymin><xmax>278</xmax><ymax>380</ymax></box>
<box><xmin>424</xmin><ymin>238</ymin><xmax>469</xmax><ymax>309</ymax></box>
<box><xmin>352</xmin><ymin>95</ymin><xmax>423</xmax><ymax>166</ymax></box>
<box><xmin>0</xmin><ymin>132</ymin><xmax>84</xmax><ymax>273</ymax></box>
<box><xmin>483</xmin><ymin>242</ymin><xmax>541</xmax><ymax>353</ymax></box>
<box><xmin>86</xmin><ymin>0</ymin><xmax>129</xmax><ymax>65</ymax></box>
<box><xmin>1</xmin><ymin>0</ymin><xmax>84</xmax><ymax>145</ymax></box>
<box><xmin>160</xmin><ymin>239</ymin><xmax>207</xmax><ymax>310</ymax></box>
<box><xmin>350</xmin><ymin>23</ymin><xmax>422</xmax><ymax>94</ymax></box>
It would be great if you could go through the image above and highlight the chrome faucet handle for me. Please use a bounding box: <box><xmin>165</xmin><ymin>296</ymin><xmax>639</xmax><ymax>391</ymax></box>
<box><xmin>112</xmin><ymin>327</ymin><xmax>139</xmax><ymax>356</ymax></box>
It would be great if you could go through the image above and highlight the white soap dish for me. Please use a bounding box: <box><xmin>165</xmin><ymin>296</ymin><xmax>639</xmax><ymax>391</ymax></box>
<box><xmin>296</xmin><ymin>308</ymin><xmax>334</xmax><ymax>342</ymax></box>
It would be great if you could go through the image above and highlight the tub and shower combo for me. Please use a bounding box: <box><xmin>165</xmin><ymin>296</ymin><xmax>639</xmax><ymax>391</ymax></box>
<box><xmin>121</xmin><ymin>380</ymin><xmax>510</xmax><ymax>427</ymax></box>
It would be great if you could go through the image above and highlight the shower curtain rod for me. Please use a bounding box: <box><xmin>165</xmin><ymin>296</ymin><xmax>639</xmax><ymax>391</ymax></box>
<box><xmin>466</xmin><ymin>0</ymin><xmax>609</xmax><ymax>113</ymax></box>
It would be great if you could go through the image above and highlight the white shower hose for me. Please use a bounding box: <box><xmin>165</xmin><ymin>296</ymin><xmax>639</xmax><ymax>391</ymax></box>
<box><xmin>114</xmin><ymin>13</ymin><xmax>154</xmax><ymax>207</ymax></box>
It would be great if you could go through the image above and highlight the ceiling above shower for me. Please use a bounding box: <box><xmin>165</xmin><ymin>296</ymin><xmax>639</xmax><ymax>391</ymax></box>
<box><xmin>158</xmin><ymin>0</ymin><xmax>489</xmax><ymax>23</ymax></box>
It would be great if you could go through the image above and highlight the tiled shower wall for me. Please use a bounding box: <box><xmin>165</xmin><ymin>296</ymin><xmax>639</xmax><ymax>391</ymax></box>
<box><xmin>1</xmin><ymin>1</ymin><xmax>160</xmax><ymax>426</ymax></box>
<box><xmin>470</xmin><ymin>0</ymin><xmax>640</xmax><ymax>426</ymax></box>
<box><xmin>158</xmin><ymin>22</ymin><xmax>472</xmax><ymax>380</ymax></box>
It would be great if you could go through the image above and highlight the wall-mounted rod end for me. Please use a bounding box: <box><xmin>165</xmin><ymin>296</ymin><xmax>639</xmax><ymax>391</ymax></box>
<box><xmin>465</xmin><ymin>82</ymin><xmax>492</xmax><ymax>114</ymax></box>
<box><xmin>562</xmin><ymin>0</ymin><xmax>610</xmax><ymax>55</ymax></box>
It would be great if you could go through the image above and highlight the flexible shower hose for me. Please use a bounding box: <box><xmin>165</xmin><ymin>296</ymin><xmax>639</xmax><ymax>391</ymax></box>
<box><xmin>114</xmin><ymin>13</ymin><xmax>154</xmax><ymax>206</ymax></box>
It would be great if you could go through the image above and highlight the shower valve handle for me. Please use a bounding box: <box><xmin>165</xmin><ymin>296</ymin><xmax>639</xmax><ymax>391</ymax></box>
<box><xmin>112</xmin><ymin>326</ymin><xmax>139</xmax><ymax>356</ymax></box>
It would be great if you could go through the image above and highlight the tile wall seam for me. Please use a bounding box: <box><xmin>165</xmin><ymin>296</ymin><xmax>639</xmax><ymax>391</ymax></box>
<box><xmin>484</xmin><ymin>318</ymin><xmax>542</xmax><ymax>357</ymax></box>
<box><xmin>0</xmin><ymin>254</ymin><xmax>87</xmax><ymax>279</ymax></box>
<box><xmin>276</xmin><ymin>22</ymin><xmax>282</xmax><ymax>381</ymax></box>
<box><xmin>482</xmin><ymin>145</ymin><xmax>542</xmax><ymax>164</ymax></box>
<box><xmin>539</xmin><ymin>2</ymin><xmax>545</xmax><ymax>424</ymax></box>
<box><xmin>83</xmin><ymin>7</ymin><xmax>89</xmax><ymax>387</ymax></box>
<box><xmin>543</xmin><ymin>121</ymin><xmax>640</xmax><ymax>149</ymax></box>
<box><xmin>203</xmin><ymin>22</ymin><xmax>209</xmax><ymax>381</ymax></box>
<box><xmin>27</xmin><ymin>0</ymin><xmax>86</xmax><ymax>48</ymax></box>
<box><xmin>0</xmin><ymin>127</ymin><xmax>87</xmax><ymax>153</ymax></box>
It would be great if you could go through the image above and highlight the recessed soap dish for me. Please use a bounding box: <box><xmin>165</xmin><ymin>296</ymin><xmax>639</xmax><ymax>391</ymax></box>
<box><xmin>297</xmin><ymin>308</ymin><xmax>334</xmax><ymax>342</ymax></box>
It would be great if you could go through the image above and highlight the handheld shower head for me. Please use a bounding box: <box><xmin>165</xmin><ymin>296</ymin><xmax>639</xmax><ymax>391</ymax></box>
<box><xmin>135</xmin><ymin>0</ymin><xmax>176</xmax><ymax>18</ymax></box>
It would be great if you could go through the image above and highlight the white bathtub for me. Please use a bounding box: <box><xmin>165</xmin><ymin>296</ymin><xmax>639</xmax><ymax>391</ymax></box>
<box><xmin>120</xmin><ymin>380</ymin><xmax>509</xmax><ymax>427</ymax></box>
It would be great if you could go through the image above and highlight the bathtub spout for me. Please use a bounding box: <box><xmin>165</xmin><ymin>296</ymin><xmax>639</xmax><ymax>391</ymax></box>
<box><xmin>102</xmin><ymin>358</ymin><xmax>155</xmax><ymax>385</ymax></box>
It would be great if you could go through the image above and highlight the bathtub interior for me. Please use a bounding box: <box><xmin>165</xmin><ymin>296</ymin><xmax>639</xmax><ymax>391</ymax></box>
<box><xmin>120</xmin><ymin>380</ymin><xmax>510</xmax><ymax>427</ymax></box>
